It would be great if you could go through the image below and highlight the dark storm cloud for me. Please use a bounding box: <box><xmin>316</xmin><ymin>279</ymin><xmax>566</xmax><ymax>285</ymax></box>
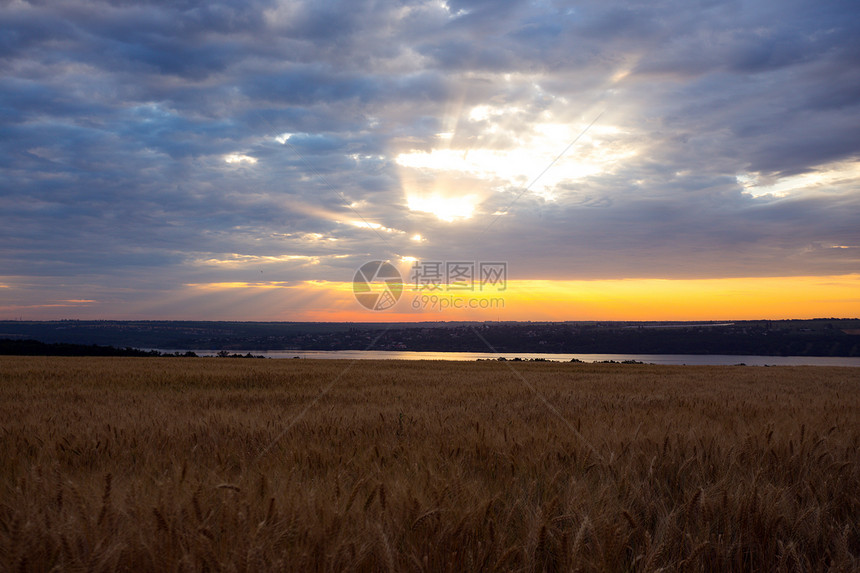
<box><xmin>1</xmin><ymin>0</ymin><xmax>859</xmax><ymax>317</ymax></box>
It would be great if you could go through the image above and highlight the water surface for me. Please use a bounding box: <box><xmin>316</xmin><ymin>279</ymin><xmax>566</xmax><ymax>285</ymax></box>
<box><xmin>157</xmin><ymin>349</ymin><xmax>860</xmax><ymax>367</ymax></box>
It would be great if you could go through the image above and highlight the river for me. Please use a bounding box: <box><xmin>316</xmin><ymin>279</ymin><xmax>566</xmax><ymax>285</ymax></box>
<box><xmin>154</xmin><ymin>349</ymin><xmax>860</xmax><ymax>366</ymax></box>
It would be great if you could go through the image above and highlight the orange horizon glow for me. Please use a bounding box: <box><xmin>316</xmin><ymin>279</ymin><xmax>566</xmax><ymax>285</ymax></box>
<box><xmin>290</xmin><ymin>274</ymin><xmax>860</xmax><ymax>322</ymax></box>
<box><xmin>6</xmin><ymin>274</ymin><xmax>856</xmax><ymax>321</ymax></box>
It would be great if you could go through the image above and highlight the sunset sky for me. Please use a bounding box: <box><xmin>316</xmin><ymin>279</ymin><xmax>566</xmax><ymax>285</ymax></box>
<box><xmin>1</xmin><ymin>0</ymin><xmax>859</xmax><ymax>321</ymax></box>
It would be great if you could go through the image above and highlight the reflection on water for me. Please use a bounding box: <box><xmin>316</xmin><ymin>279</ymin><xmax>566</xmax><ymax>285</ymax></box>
<box><xmin>156</xmin><ymin>349</ymin><xmax>860</xmax><ymax>367</ymax></box>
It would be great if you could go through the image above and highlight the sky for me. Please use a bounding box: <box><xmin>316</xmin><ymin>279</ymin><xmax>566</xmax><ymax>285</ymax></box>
<box><xmin>1</xmin><ymin>0</ymin><xmax>859</xmax><ymax>321</ymax></box>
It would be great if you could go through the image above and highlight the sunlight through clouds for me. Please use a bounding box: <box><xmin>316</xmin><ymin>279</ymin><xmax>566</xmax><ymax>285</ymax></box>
<box><xmin>406</xmin><ymin>193</ymin><xmax>479</xmax><ymax>222</ymax></box>
<box><xmin>223</xmin><ymin>154</ymin><xmax>258</xmax><ymax>165</ymax></box>
<box><xmin>397</xmin><ymin>106</ymin><xmax>637</xmax><ymax>216</ymax></box>
<box><xmin>192</xmin><ymin>254</ymin><xmax>335</xmax><ymax>268</ymax></box>
<box><xmin>737</xmin><ymin>160</ymin><xmax>860</xmax><ymax>198</ymax></box>
<box><xmin>345</xmin><ymin>221</ymin><xmax>404</xmax><ymax>234</ymax></box>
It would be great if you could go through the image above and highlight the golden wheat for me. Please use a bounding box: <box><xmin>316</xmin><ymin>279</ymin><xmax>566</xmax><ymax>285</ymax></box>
<box><xmin>0</xmin><ymin>356</ymin><xmax>858</xmax><ymax>571</ymax></box>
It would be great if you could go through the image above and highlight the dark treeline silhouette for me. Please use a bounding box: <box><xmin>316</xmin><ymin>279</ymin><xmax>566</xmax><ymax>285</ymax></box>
<box><xmin>0</xmin><ymin>339</ymin><xmax>197</xmax><ymax>358</ymax></box>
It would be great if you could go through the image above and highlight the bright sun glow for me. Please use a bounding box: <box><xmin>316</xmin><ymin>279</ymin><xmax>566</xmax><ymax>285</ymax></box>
<box><xmin>397</xmin><ymin>106</ymin><xmax>635</xmax><ymax>220</ymax></box>
<box><xmin>406</xmin><ymin>193</ymin><xmax>479</xmax><ymax>222</ymax></box>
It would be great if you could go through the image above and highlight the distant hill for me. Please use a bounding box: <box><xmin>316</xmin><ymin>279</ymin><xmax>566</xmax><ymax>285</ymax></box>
<box><xmin>0</xmin><ymin>319</ymin><xmax>858</xmax><ymax>356</ymax></box>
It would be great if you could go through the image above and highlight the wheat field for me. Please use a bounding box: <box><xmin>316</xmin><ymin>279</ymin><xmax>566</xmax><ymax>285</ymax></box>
<box><xmin>0</xmin><ymin>356</ymin><xmax>858</xmax><ymax>571</ymax></box>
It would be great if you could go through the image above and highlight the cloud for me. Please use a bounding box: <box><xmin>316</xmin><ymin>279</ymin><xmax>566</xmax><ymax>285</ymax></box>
<box><xmin>0</xmin><ymin>0</ymin><xmax>858</xmax><ymax>318</ymax></box>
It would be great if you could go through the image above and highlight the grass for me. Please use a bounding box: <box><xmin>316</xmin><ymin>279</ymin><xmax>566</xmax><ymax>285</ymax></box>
<box><xmin>0</xmin><ymin>356</ymin><xmax>858</xmax><ymax>571</ymax></box>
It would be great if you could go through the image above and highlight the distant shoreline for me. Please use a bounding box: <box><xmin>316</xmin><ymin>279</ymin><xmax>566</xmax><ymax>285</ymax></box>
<box><xmin>1</xmin><ymin>318</ymin><xmax>858</xmax><ymax>357</ymax></box>
<box><xmin>3</xmin><ymin>340</ymin><xmax>860</xmax><ymax>367</ymax></box>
